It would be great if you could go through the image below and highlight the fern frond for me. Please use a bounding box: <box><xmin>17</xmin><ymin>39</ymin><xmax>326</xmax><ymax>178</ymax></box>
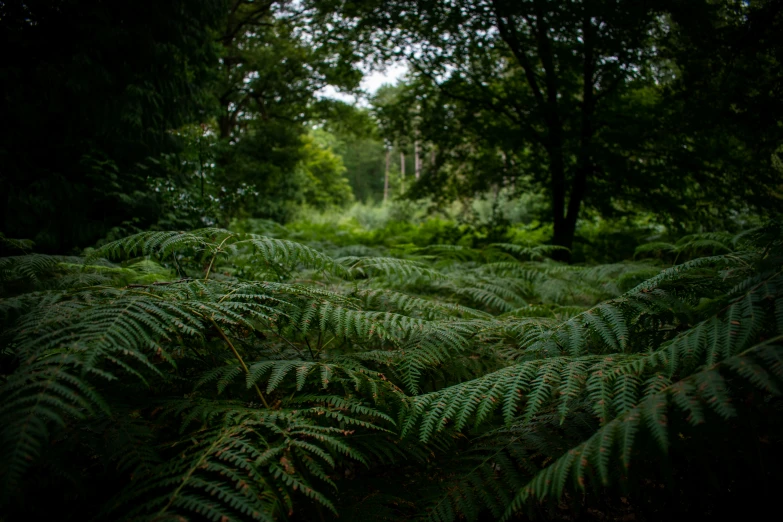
<box><xmin>502</xmin><ymin>339</ymin><xmax>783</xmax><ymax>518</ymax></box>
<box><xmin>0</xmin><ymin>354</ymin><xmax>111</xmax><ymax>496</ymax></box>
<box><xmin>346</xmin><ymin>257</ymin><xmax>445</xmax><ymax>280</ymax></box>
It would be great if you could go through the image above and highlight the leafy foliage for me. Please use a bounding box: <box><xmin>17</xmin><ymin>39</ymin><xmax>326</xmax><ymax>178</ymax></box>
<box><xmin>4</xmin><ymin>1</ymin><xmax>783</xmax><ymax>518</ymax></box>
<box><xmin>0</xmin><ymin>0</ymin><xmax>225</xmax><ymax>251</ymax></box>
<box><xmin>1</xmin><ymin>222</ymin><xmax>782</xmax><ymax>520</ymax></box>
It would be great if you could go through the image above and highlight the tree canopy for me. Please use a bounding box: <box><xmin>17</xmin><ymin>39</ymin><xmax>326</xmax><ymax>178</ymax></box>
<box><xmin>321</xmin><ymin>0</ymin><xmax>782</xmax><ymax>252</ymax></box>
<box><xmin>1</xmin><ymin>0</ymin><xmax>225</xmax><ymax>251</ymax></box>
<box><xmin>4</xmin><ymin>0</ymin><xmax>780</xmax><ymax>251</ymax></box>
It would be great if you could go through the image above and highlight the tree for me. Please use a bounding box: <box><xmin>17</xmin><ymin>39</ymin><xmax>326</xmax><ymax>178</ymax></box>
<box><xmin>298</xmin><ymin>131</ymin><xmax>355</xmax><ymax>209</ymax></box>
<box><xmin>211</xmin><ymin>0</ymin><xmax>363</xmax><ymax>222</ymax></box>
<box><xmin>371</xmin><ymin>83</ymin><xmax>419</xmax><ymax>198</ymax></box>
<box><xmin>0</xmin><ymin>0</ymin><xmax>224</xmax><ymax>251</ymax></box>
<box><xmin>326</xmin><ymin>0</ymin><xmax>665</xmax><ymax>254</ymax></box>
<box><xmin>333</xmin><ymin>135</ymin><xmax>388</xmax><ymax>202</ymax></box>
<box><xmin>658</xmin><ymin>0</ymin><xmax>783</xmax><ymax>219</ymax></box>
<box><xmin>314</xmin><ymin>101</ymin><xmax>391</xmax><ymax>203</ymax></box>
<box><xmin>327</xmin><ymin>0</ymin><xmax>783</xmax><ymax>253</ymax></box>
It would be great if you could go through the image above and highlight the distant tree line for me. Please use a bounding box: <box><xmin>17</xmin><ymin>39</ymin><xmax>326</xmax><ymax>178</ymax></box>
<box><xmin>2</xmin><ymin>0</ymin><xmax>781</xmax><ymax>253</ymax></box>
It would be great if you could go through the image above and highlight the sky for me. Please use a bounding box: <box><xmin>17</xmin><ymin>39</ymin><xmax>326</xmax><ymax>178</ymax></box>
<box><xmin>318</xmin><ymin>63</ymin><xmax>408</xmax><ymax>105</ymax></box>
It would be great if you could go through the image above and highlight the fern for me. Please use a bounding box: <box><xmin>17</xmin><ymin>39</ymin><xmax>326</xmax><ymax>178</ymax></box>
<box><xmin>1</xmin><ymin>223</ymin><xmax>781</xmax><ymax>521</ymax></box>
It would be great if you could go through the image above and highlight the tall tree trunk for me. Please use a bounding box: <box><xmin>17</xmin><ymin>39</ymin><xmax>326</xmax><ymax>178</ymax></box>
<box><xmin>553</xmin><ymin>4</ymin><xmax>596</xmax><ymax>261</ymax></box>
<box><xmin>493</xmin><ymin>0</ymin><xmax>576</xmax><ymax>257</ymax></box>
<box><xmin>399</xmin><ymin>151</ymin><xmax>405</xmax><ymax>193</ymax></box>
<box><xmin>383</xmin><ymin>149</ymin><xmax>390</xmax><ymax>202</ymax></box>
<box><xmin>414</xmin><ymin>140</ymin><xmax>421</xmax><ymax>180</ymax></box>
<box><xmin>494</xmin><ymin>0</ymin><xmax>596</xmax><ymax>261</ymax></box>
<box><xmin>548</xmin><ymin>148</ymin><xmax>572</xmax><ymax>258</ymax></box>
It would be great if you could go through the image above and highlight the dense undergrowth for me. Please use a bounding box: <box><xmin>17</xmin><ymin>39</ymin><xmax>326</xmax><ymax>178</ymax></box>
<box><xmin>1</xmin><ymin>221</ymin><xmax>782</xmax><ymax>521</ymax></box>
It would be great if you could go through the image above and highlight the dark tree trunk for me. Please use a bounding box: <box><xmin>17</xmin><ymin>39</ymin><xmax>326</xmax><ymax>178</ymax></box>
<box><xmin>549</xmin><ymin>3</ymin><xmax>597</xmax><ymax>262</ymax></box>
<box><xmin>552</xmin><ymin>164</ymin><xmax>589</xmax><ymax>260</ymax></box>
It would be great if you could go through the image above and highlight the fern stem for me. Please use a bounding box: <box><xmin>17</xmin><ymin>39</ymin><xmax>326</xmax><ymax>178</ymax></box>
<box><xmin>217</xmin><ymin>283</ymin><xmax>250</xmax><ymax>303</ymax></box>
<box><xmin>208</xmin><ymin>317</ymin><xmax>271</xmax><ymax>408</ymax></box>
<box><xmin>204</xmin><ymin>234</ymin><xmax>233</xmax><ymax>281</ymax></box>
<box><xmin>314</xmin><ymin>334</ymin><xmax>337</xmax><ymax>357</ymax></box>
<box><xmin>304</xmin><ymin>336</ymin><xmax>316</xmax><ymax>360</ymax></box>
<box><xmin>266</xmin><ymin>327</ymin><xmax>306</xmax><ymax>358</ymax></box>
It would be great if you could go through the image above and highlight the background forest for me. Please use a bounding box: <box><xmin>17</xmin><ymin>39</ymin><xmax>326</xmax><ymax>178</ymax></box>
<box><xmin>1</xmin><ymin>1</ymin><xmax>782</xmax><ymax>521</ymax></box>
